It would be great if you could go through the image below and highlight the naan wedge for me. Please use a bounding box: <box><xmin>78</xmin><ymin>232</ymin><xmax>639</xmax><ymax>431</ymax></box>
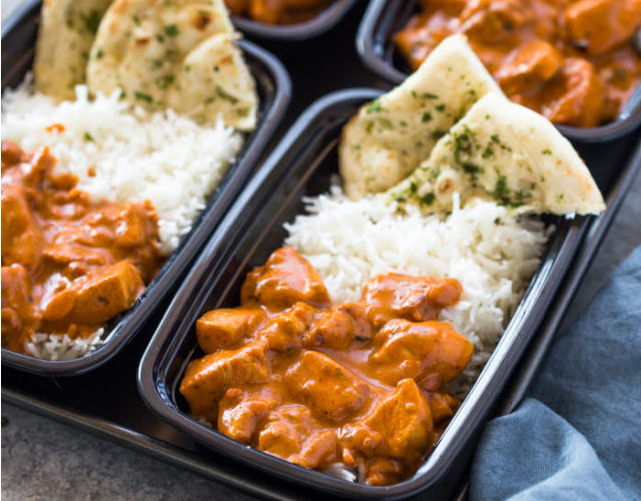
<box><xmin>34</xmin><ymin>0</ymin><xmax>113</xmax><ymax>100</ymax></box>
<box><xmin>339</xmin><ymin>34</ymin><xmax>503</xmax><ymax>200</ymax></box>
<box><xmin>388</xmin><ymin>93</ymin><xmax>605</xmax><ymax>216</ymax></box>
<box><xmin>87</xmin><ymin>0</ymin><xmax>257</xmax><ymax>130</ymax></box>
<box><xmin>168</xmin><ymin>33</ymin><xmax>257</xmax><ymax>131</ymax></box>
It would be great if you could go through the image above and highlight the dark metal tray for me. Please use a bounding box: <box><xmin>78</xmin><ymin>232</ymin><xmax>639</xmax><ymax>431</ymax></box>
<box><xmin>0</xmin><ymin>0</ymin><xmax>291</xmax><ymax>376</ymax></box>
<box><xmin>356</xmin><ymin>0</ymin><xmax>641</xmax><ymax>143</ymax></box>
<box><xmin>2</xmin><ymin>0</ymin><xmax>640</xmax><ymax>498</ymax></box>
<box><xmin>232</xmin><ymin>0</ymin><xmax>360</xmax><ymax>41</ymax></box>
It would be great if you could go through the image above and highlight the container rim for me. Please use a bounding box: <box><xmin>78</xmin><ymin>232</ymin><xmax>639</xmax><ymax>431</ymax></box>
<box><xmin>355</xmin><ymin>0</ymin><xmax>641</xmax><ymax>143</ymax></box>
<box><xmin>138</xmin><ymin>88</ymin><xmax>590</xmax><ymax>499</ymax></box>
<box><xmin>231</xmin><ymin>0</ymin><xmax>360</xmax><ymax>41</ymax></box>
<box><xmin>0</xmin><ymin>0</ymin><xmax>292</xmax><ymax>376</ymax></box>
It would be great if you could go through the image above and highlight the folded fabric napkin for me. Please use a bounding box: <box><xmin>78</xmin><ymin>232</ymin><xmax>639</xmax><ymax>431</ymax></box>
<box><xmin>470</xmin><ymin>245</ymin><xmax>641</xmax><ymax>501</ymax></box>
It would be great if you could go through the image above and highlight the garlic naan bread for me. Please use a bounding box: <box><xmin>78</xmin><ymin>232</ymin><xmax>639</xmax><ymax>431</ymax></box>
<box><xmin>34</xmin><ymin>0</ymin><xmax>113</xmax><ymax>100</ymax></box>
<box><xmin>339</xmin><ymin>34</ymin><xmax>503</xmax><ymax>200</ymax></box>
<box><xmin>388</xmin><ymin>93</ymin><xmax>605</xmax><ymax>216</ymax></box>
<box><xmin>168</xmin><ymin>33</ymin><xmax>257</xmax><ymax>131</ymax></box>
<box><xmin>87</xmin><ymin>0</ymin><xmax>258</xmax><ymax>130</ymax></box>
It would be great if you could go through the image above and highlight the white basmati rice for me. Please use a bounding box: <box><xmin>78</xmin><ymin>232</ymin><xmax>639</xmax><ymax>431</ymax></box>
<box><xmin>1</xmin><ymin>77</ymin><xmax>243</xmax><ymax>255</ymax></box>
<box><xmin>2</xmin><ymin>77</ymin><xmax>243</xmax><ymax>360</ymax></box>
<box><xmin>284</xmin><ymin>187</ymin><xmax>550</xmax><ymax>396</ymax></box>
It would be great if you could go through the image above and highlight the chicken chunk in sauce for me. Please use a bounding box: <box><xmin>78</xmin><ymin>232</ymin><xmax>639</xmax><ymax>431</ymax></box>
<box><xmin>180</xmin><ymin>247</ymin><xmax>473</xmax><ymax>485</ymax></box>
<box><xmin>396</xmin><ymin>0</ymin><xmax>641</xmax><ymax>126</ymax></box>
<box><xmin>1</xmin><ymin>141</ymin><xmax>162</xmax><ymax>354</ymax></box>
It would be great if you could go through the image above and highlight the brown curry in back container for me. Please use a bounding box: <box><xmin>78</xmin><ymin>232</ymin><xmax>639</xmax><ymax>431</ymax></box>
<box><xmin>395</xmin><ymin>0</ymin><xmax>641</xmax><ymax>127</ymax></box>
<box><xmin>225</xmin><ymin>0</ymin><xmax>336</xmax><ymax>24</ymax></box>
<box><xmin>1</xmin><ymin>141</ymin><xmax>162</xmax><ymax>355</ymax></box>
<box><xmin>180</xmin><ymin>246</ymin><xmax>473</xmax><ymax>485</ymax></box>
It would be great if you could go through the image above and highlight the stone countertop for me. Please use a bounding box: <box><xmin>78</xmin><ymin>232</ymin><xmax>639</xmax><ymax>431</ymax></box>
<box><xmin>2</xmin><ymin>0</ymin><xmax>640</xmax><ymax>499</ymax></box>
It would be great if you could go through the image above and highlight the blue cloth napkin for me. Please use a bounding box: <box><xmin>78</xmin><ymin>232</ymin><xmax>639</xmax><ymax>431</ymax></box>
<box><xmin>470</xmin><ymin>246</ymin><xmax>641</xmax><ymax>501</ymax></box>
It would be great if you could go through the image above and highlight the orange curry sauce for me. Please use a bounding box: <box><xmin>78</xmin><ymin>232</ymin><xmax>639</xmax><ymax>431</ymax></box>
<box><xmin>224</xmin><ymin>0</ymin><xmax>336</xmax><ymax>24</ymax></box>
<box><xmin>180</xmin><ymin>246</ymin><xmax>473</xmax><ymax>486</ymax></box>
<box><xmin>396</xmin><ymin>0</ymin><xmax>641</xmax><ymax>126</ymax></box>
<box><xmin>1</xmin><ymin>141</ymin><xmax>162</xmax><ymax>354</ymax></box>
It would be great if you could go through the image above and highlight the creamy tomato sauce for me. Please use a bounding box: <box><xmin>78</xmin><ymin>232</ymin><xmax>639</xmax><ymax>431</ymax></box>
<box><xmin>1</xmin><ymin>141</ymin><xmax>162</xmax><ymax>354</ymax></box>
<box><xmin>396</xmin><ymin>0</ymin><xmax>641</xmax><ymax>127</ymax></box>
<box><xmin>180</xmin><ymin>246</ymin><xmax>473</xmax><ymax>485</ymax></box>
<box><xmin>224</xmin><ymin>0</ymin><xmax>336</xmax><ymax>24</ymax></box>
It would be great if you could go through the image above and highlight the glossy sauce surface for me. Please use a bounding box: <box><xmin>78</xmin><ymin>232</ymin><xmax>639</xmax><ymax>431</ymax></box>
<box><xmin>1</xmin><ymin>141</ymin><xmax>162</xmax><ymax>354</ymax></box>
<box><xmin>396</xmin><ymin>0</ymin><xmax>641</xmax><ymax>126</ymax></box>
<box><xmin>224</xmin><ymin>0</ymin><xmax>336</xmax><ymax>25</ymax></box>
<box><xmin>180</xmin><ymin>246</ymin><xmax>473</xmax><ymax>485</ymax></box>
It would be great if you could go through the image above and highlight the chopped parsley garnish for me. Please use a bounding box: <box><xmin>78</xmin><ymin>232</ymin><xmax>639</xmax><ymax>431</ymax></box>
<box><xmin>542</xmin><ymin>148</ymin><xmax>552</xmax><ymax>155</ymax></box>
<box><xmin>422</xmin><ymin>111</ymin><xmax>433</xmax><ymax>123</ymax></box>
<box><xmin>491</xmin><ymin>175</ymin><xmax>531</xmax><ymax>207</ymax></box>
<box><xmin>155</xmin><ymin>74</ymin><xmax>175</xmax><ymax>89</ymax></box>
<box><xmin>462</xmin><ymin>162</ymin><xmax>482</xmax><ymax>180</ymax></box>
<box><xmin>453</xmin><ymin>132</ymin><xmax>472</xmax><ymax>163</ymax></box>
<box><xmin>83</xmin><ymin>131</ymin><xmax>94</xmax><ymax>142</ymax></box>
<box><xmin>378</xmin><ymin>117</ymin><xmax>393</xmax><ymax>130</ymax></box>
<box><xmin>80</xmin><ymin>10</ymin><xmax>102</xmax><ymax>33</ymax></box>
<box><xmin>493</xmin><ymin>175</ymin><xmax>510</xmax><ymax>202</ymax></box>
<box><xmin>134</xmin><ymin>91</ymin><xmax>153</xmax><ymax>103</ymax></box>
<box><xmin>366</xmin><ymin>99</ymin><xmax>383</xmax><ymax>113</ymax></box>
<box><xmin>420</xmin><ymin>191</ymin><xmax>435</xmax><ymax>206</ymax></box>
<box><xmin>435</xmin><ymin>104</ymin><xmax>446</xmax><ymax>112</ymax></box>
<box><xmin>215</xmin><ymin>85</ymin><xmax>239</xmax><ymax>104</ymax></box>
<box><xmin>132</xmin><ymin>14</ymin><xmax>141</xmax><ymax>25</ymax></box>
<box><xmin>422</xmin><ymin>92</ymin><xmax>438</xmax><ymax>99</ymax></box>
<box><xmin>164</xmin><ymin>24</ymin><xmax>180</xmax><ymax>37</ymax></box>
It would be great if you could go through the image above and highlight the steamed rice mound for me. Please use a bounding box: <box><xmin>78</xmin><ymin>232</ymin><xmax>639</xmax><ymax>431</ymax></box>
<box><xmin>284</xmin><ymin>187</ymin><xmax>549</xmax><ymax>395</ymax></box>
<box><xmin>1</xmin><ymin>79</ymin><xmax>243</xmax><ymax>255</ymax></box>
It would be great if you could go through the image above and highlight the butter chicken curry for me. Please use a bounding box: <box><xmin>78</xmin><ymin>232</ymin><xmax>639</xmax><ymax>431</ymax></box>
<box><xmin>180</xmin><ymin>246</ymin><xmax>473</xmax><ymax>485</ymax></box>
<box><xmin>1</xmin><ymin>141</ymin><xmax>162</xmax><ymax>354</ymax></box>
<box><xmin>224</xmin><ymin>0</ymin><xmax>336</xmax><ymax>25</ymax></box>
<box><xmin>396</xmin><ymin>0</ymin><xmax>641</xmax><ymax>127</ymax></box>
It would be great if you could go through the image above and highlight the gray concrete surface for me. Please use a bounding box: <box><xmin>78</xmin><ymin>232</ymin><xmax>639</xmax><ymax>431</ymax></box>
<box><xmin>2</xmin><ymin>0</ymin><xmax>640</xmax><ymax>499</ymax></box>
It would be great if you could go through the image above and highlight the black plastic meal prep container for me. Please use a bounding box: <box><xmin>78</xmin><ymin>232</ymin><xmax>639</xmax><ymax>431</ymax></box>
<box><xmin>231</xmin><ymin>0</ymin><xmax>360</xmax><ymax>41</ymax></box>
<box><xmin>355</xmin><ymin>0</ymin><xmax>641</xmax><ymax>143</ymax></box>
<box><xmin>138</xmin><ymin>88</ymin><xmax>594</xmax><ymax>499</ymax></box>
<box><xmin>0</xmin><ymin>0</ymin><xmax>292</xmax><ymax>377</ymax></box>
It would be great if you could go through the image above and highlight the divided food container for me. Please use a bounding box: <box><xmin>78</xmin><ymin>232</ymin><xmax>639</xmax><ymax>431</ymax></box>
<box><xmin>355</xmin><ymin>0</ymin><xmax>641</xmax><ymax>142</ymax></box>
<box><xmin>1</xmin><ymin>0</ymin><xmax>292</xmax><ymax>376</ymax></box>
<box><xmin>138</xmin><ymin>89</ymin><xmax>591</xmax><ymax>499</ymax></box>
